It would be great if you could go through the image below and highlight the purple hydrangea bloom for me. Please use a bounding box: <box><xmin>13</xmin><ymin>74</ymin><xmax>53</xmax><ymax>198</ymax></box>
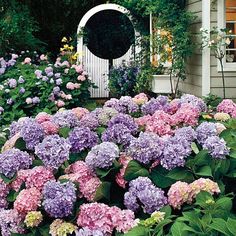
<box><xmin>101</xmin><ymin>124</ymin><xmax>134</xmax><ymax>148</ymax></box>
<box><xmin>124</xmin><ymin>177</ymin><xmax>167</xmax><ymax>214</ymax></box>
<box><xmin>34</xmin><ymin>70</ymin><xmax>42</xmax><ymax>78</ymax></box>
<box><xmin>32</xmin><ymin>97</ymin><xmax>40</xmax><ymax>104</ymax></box>
<box><xmin>56</xmin><ymin>78</ymin><xmax>62</xmax><ymax>85</ymax></box>
<box><xmin>20</xmin><ymin>119</ymin><xmax>45</xmax><ymax>150</ymax></box>
<box><xmin>52</xmin><ymin>110</ymin><xmax>79</xmax><ymax>128</ymax></box>
<box><xmin>19</xmin><ymin>87</ymin><xmax>25</xmax><ymax>94</ymax></box>
<box><xmin>85</xmin><ymin>142</ymin><xmax>119</xmax><ymax>169</ymax></box>
<box><xmin>203</xmin><ymin>136</ymin><xmax>229</xmax><ymax>159</ymax></box>
<box><xmin>174</xmin><ymin>126</ymin><xmax>196</xmax><ymax>143</ymax></box>
<box><xmin>79</xmin><ymin>113</ymin><xmax>99</xmax><ymax>130</ymax></box>
<box><xmin>47</xmin><ymin>72</ymin><xmax>54</xmax><ymax>77</ymax></box>
<box><xmin>7</xmin><ymin>59</ymin><xmax>16</xmax><ymax>67</ymax></box>
<box><xmin>141</xmin><ymin>96</ymin><xmax>170</xmax><ymax>115</ymax></box>
<box><xmin>161</xmin><ymin>135</ymin><xmax>192</xmax><ymax>170</ymax></box>
<box><xmin>42</xmin><ymin>181</ymin><xmax>76</xmax><ymax>218</ymax></box>
<box><xmin>54</xmin><ymin>73</ymin><xmax>61</xmax><ymax>79</ymax></box>
<box><xmin>0</xmin><ymin>68</ymin><xmax>6</xmax><ymax>75</ymax></box>
<box><xmin>68</xmin><ymin>127</ymin><xmax>98</xmax><ymax>153</ymax></box>
<box><xmin>91</xmin><ymin>108</ymin><xmax>103</xmax><ymax>117</ymax></box>
<box><xmin>196</xmin><ymin>122</ymin><xmax>217</xmax><ymax>145</ymax></box>
<box><xmin>9</xmin><ymin>118</ymin><xmax>30</xmax><ymax>137</ymax></box>
<box><xmin>45</xmin><ymin>66</ymin><xmax>53</xmax><ymax>74</ymax></box>
<box><xmin>0</xmin><ymin>180</ymin><xmax>9</xmax><ymax>209</ymax></box>
<box><xmin>35</xmin><ymin>134</ymin><xmax>71</xmax><ymax>169</ymax></box>
<box><xmin>8</xmin><ymin>79</ymin><xmax>17</xmax><ymax>88</ymax></box>
<box><xmin>42</xmin><ymin>76</ymin><xmax>49</xmax><ymax>82</ymax></box>
<box><xmin>76</xmin><ymin>227</ymin><xmax>105</xmax><ymax>236</ymax></box>
<box><xmin>104</xmin><ymin>98</ymin><xmax>124</xmax><ymax>113</ymax></box>
<box><xmin>53</xmin><ymin>86</ymin><xmax>60</xmax><ymax>94</ymax></box>
<box><xmin>0</xmin><ymin>107</ymin><xmax>4</xmax><ymax>114</ymax></box>
<box><xmin>180</xmin><ymin>94</ymin><xmax>207</xmax><ymax>112</ymax></box>
<box><xmin>18</xmin><ymin>76</ymin><xmax>25</xmax><ymax>84</ymax></box>
<box><xmin>0</xmin><ymin>209</ymin><xmax>24</xmax><ymax>236</ymax></box>
<box><xmin>119</xmin><ymin>96</ymin><xmax>139</xmax><ymax>113</ymax></box>
<box><xmin>108</xmin><ymin>114</ymin><xmax>138</xmax><ymax>134</ymax></box>
<box><xmin>0</xmin><ymin>148</ymin><xmax>32</xmax><ymax>178</ymax></box>
<box><xmin>128</xmin><ymin>132</ymin><xmax>163</xmax><ymax>164</ymax></box>
<box><xmin>6</xmin><ymin>99</ymin><xmax>13</xmax><ymax>105</ymax></box>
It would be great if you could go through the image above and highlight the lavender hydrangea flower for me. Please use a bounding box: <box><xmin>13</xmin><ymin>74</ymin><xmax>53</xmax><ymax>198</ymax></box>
<box><xmin>0</xmin><ymin>68</ymin><xmax>5</xmax><ymax>75</ymax></box>
<box><xmin>9</xmin><ymin>117</ymin><xmax>30</xmax><ymax>137</ymax></box>
<box><xmin>32</xmin><ymin>97</ymin><xmax>40</xmax><ymax>104</ymax></box>
<box><xmin>108</xmin><ymin>114</ymin><xmax>138</xmax><ymax>134</ymax></box>
<box><xmin>101</xmin><ymin>124</ymin><xmax>134</xmax><ymax>148</ymax></box>
<box><xmin>196</xmin><ymin>122</ymin><xmax>217</xmax><ymax>145</ymax></box>
<box><xmin>43</xmin><ymin>181</ymin><xmax>76</xmax><ymax>218</ymax></box>
<box><xmin>18</xmin><ymin>76</ymin><xmax>25</xmax><ymax>83</ymax></box>
<box><xmin>19</xmin><ymin>87</ymin><xmax>25</xmax><ymax>94</ymax></box>
<box><xmin>79</xmin><ymin>113</ymin><xmax>99</xmax><ymax>130</ymax></box>
<box><xmin>6</xmin><ymin>99</ymin><xmax>13</xmax><ymax>105</ymax></box>
<box><xmin>34</xmin><ymin>70</ymin><xmax>42</xmax><ymax>78</ymax></box>
<box><xmin>119</xmin><ymin>96</ymin><xmax>139</xmax><ymax>113</ymax></box>
<box><xmin>56</xmin><ymin>78</ymin><xmax>62</xmax><ymax>85</ymax></box>
<box><xmin>76</xmin><ymin>227</ymin><xmax>105</xmax><ymax>236</ymax></box>
<box><xmin>128</xmin><ymin>132</ymin><xmax>163</xmax><ymax>164</ymax></box>
<box><xmin>141</xmin><ymin>96</ymin><xmax>170</xmax><ymax>115</ymax></box>
<box><xmin>52</xmin><ymin>110</ymin><xmax>79</xmax><ymax>128</ymax></box>
<box><xmin>161</xmin><ymin>135</ymin><xmax>192</xmax><ymax>170</ymax></box>
<box><xmin>203</xmin><ymin>136</ymin><xmax>229</xmax><ymax>159</ymax></box>
<box><xmin>85</xmin><ymin>142</ymin><xmax>119</xmax><ymax>169</ymax></box>
<box><xmin>53</xmin><ymin>86</ymin><xmax>60</xmax><ymax>94</ymax></box>
<box><xmin>180</xmin><ymin>94</ymin><xmax>207</xmax><ymax>112</ymax></box>
<box><xmin>104</xmin><ymin>98</ymin><xmax>125</xmax><ymax>113</ymax></box>
<box><xmin>35</xmin><ymin>134</ymin><xmax>71</xmax><ymax>169</ymax></box>
<box><xmin>68</xmin><ymin>127</ymin><xmax>98</xmax><ymax>153</ymax></box>
<box><xmin>0</xmin><ymin>107</ymin><xmax>4</xmax><ymax>114</ymax></box>
<box><xmin>54</xmin><ymin>73</ymin><xmax>61</xmax><ymax>79</ymax></box>
<box><xmin>20</xmin><ymin>119</ymin><xmax>45</xmax><ymax>150</ymax></box>
<box><xmin>0</xmin><ymin>148</ymin><xmax>32</xmax><ymax>178</ymax></box>
<box><xmin>0</xmin><ymin>209</ymin><xmax>24</xmax><ymax>236</ymax></box>
<box><xmin>174</xmin><ymin>126</ymin><xmax>196</xmax><ymax>142</ymax></box>
<box><xmin>8</xmin><ymin>78</ymin><xmax>17</xmax><ymax>88</ymax></box>
<box><xmin>45</xmin><ymin>66</ymin><xmax>53</xmax><ymax>74</ymax></box>
<box><xmin>124</xmin><ymin>177</ymin><xmax>167</xmax><ymax>214</ymax></box>
<box><xmin>42</xmin><ymin>76</ymin><xmax>49</xmax><ymax>82</ymax></box>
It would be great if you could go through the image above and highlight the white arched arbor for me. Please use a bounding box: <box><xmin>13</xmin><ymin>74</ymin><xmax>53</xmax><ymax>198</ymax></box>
<box><xmin>77</xmin><ymin>3</ymin><xmax>139</xmax><ymax>98</ymax></box>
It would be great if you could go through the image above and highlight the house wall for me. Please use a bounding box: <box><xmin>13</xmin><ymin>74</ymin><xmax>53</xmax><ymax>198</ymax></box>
<box><xmin>179</xmin><ymin>0</ymin><xmax>203</xmax><ymax>97</ymax></box>
<box><xmin>210</xmin><ymin>1</ymin><xmax>236</xmax><ymax>99</ymax></box>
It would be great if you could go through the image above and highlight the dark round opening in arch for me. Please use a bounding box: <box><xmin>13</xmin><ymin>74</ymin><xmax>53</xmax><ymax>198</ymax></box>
<box><xmin>84</xmin><ymin>10</ymin><xmax>135</xmax><ymax>59</ymax></box>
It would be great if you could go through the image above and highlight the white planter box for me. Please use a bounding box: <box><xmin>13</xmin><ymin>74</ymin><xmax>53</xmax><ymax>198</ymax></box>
<box><xmin>152</xmin><ymin>74</ymin><xmax>175</xmax><ymax>94</ymax></box>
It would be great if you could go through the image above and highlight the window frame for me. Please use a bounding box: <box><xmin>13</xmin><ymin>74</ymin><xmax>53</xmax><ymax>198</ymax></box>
<box><xmin>218</xmin><ymin>0</ymin><xmax>236</xmax><ymax>71</ymax></box>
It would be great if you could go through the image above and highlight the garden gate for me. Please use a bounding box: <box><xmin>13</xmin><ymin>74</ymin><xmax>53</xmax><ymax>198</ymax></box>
<box><xmin>77</xmin><ymin>3</ymin><xmax>139</xmax><ymax>98</ymax></box>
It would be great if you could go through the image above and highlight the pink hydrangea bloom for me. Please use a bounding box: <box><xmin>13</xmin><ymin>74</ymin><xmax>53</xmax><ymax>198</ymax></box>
<box><xmin>35</xmin><ymin>112</ymin><xmax>52</xmax><ymax>124</ymax></box>
<box><xmin>116</xmin><ymin>154</ymin><xmax>132</xmax><ymax>188</ymax></box>
<box><xmin>26</xmin><ymin>98</ymin><xmax>32</xmax><ymax>104</ymax></box>
<box><xmin>132</xmin><ymin>93</ymin><xmax>149</xmax><ymax>105</ymax></box>
<box><xmin>66</xmin><ymin>82</ymin><xmax>75</xmax><ymax>90</ymax></box>
<box><xmin>40</xmin><ymin>54</ymin><xmax>47</xmax><ymax>61</ymax></box>
<box><xmin>72</xmin><ymin>107</ymin><xmax>89</xmax><ymax>120</ymax></box>
<box><xmin>172</xmin><ymin>104</ymin><xmax>200</xmax><ymax>126</ymax></box>
<box><xmin>215</xmin><ymin>123</ymin><xmax>227</xmax><ymax>134</ymax></box>
<box><xmin>0</xmin><ymin>179</ymin><xmax>9</xmax><ymax>209</ymax></box>
<box><xmin>63</xmin><ymin>161</ymin><xmax>101</xmax><ymax>201</ymax></box>
<box><xmin>11</xmin><ymin>169</ymin><xmax>31</xmax><ymax>192</ymax></box>
<box><xmin>188</xmin><ymin>178</ymin><xmax>220</xmax><ymax>202</ymax></box>
<box><xmin>169</xmin><ymin>99</ymin><xmax>181</xmax><ymax>115</ymax></box>
<box><xmin>41</xmin><ymin>121</ymin><xmax>59</xmax><ymax>135</ymax></box>
<box><xmin>135</xmin><ymin>115</ymin><xmax>152</xmax><ymax>127</ymax></box>
<box><xmin>23</xmin><ymin>57</ymin><xmax>31</xmax><ymax>64</ymax></box>
<box><xmin>217</xmin><ymin>99</ymin><xmax>236</xmax><ymax>115</ymax></box>
<box><xmin>14</xmin><ymin>188</ymin><xmax>42</xmax><ymax>215</ymax></box>
<box><xmin>25</xmin><ymin>166</ymin><xmax>54</xmax><ymax>191</ymax></box>
<box><xmin>72</xmin><ymin>65</ymin><xmax>84</xmax><ymax>73</ymax></box>
<box><xmin>167</xmin><ymin>181</ymin><xmax>191</xmax><ymax>209</ymax></box>
<box><xmin>77</xmin><ymin>203</ymin><xmax>136</xmax><ymax>234</ymax></box>
<box><xmin>77</xmin><ymin>75</ymin><xmax>86</xmax><ymax>81</ymax></box>
<box><xmin>55</xmin><ymin>100</ymin><xmax>65</xmax><ymax>108</ymax></box>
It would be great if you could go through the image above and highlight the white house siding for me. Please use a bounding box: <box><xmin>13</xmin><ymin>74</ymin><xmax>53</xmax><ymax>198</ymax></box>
<box><xmin>179</xmin><ymin>0</ymin><xmax>203</xmax><ymax>97</ymax></box>
<box><xmin>210</xmin><ymin>2</ymin><xmax>236</xmax><ymax>99</ymax></box>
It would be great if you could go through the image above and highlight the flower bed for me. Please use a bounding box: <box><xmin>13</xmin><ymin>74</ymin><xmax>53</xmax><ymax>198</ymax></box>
<box><xmin>0</xmin><ymin>52</ymin><xmax>96</xmax><ymax>128</ymax></box>
<box><xmin>0</xmin><ymin>93</ymin><xmax>236</xmax><ymax>235</ymax></box>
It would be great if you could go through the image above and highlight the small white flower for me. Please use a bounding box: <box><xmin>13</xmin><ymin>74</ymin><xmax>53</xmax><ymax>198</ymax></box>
<box><xmin>225</xmin><ymin>38</ymin><xmax>231</xmax><ymax>45</ymax></box>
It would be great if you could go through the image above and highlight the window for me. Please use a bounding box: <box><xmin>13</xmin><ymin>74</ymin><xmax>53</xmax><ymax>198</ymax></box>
<box><xmin>218</xmin><ymin>0</ymin><xmax>236</xmax><ymax>71</ymax></box>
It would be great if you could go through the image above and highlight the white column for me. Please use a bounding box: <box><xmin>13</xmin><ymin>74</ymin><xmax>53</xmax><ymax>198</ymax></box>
<box><xmin>202</xmin><ymin>0</ymin><xmax>211</xmax><ymax>96</ymax></box>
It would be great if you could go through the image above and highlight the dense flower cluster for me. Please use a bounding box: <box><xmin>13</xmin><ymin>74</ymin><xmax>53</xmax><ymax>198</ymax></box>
<box><xmin>168</xmin><ymin>179</ymin><xmax>220</xmax><ymax>209</ymax></box>
<box><xmin>68</xmin><ymin>127</ymin><xmax>98</xmax><ymax>153</ymax></box>
<box><xmin>85</xmin><ymin>142</ymin><xmax>120</xmax><ymax>169</ymax></box>
<box><xmin>217</xmin><ymin>99</ymin><xmax>236</xmax><ymax>117</ymax></box>
<box><xmin>0</xmin><ymin>93</ymin><xmax>234</xmax><ymax>235</ymax></box>
<box><xmin>124</xmin><ymin>177</ymin><xmax>167</xmax><ymax>214</ymax></box>
<box><xmin>42</xmin><ymin>181</ymin><xmax>77</xmax><ymax>218</ymax></box>
<box><xmin>35</xmin><ymin>135</ymin><xmax>71</xmax><ymax>169</ymax></box>
<box><xmin>77</xmin><ymin>203</ymin><xmax>137</xmax><ymax>234</ymax></box>
<box><xmin>0</xmin><ymin>148</ymin><xmax>33</xmax><ymax>178</ymax></box>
